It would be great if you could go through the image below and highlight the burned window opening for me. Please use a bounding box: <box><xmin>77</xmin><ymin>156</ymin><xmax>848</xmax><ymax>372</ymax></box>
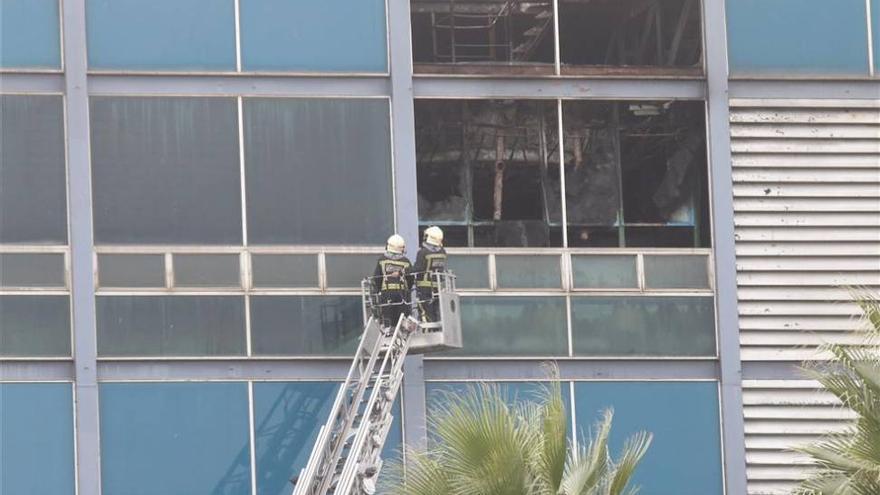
<box><xmin>558</xmin><ymin>0</ymin><xmax>703</xmax><ymax>75</ymax></box>
<box><xmin>411</xmin><ymin>0</ymin><xmax>555</xmax><ymax>74</ymax></box>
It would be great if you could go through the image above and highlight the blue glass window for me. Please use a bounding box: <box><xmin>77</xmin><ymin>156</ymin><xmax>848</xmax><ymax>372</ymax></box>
<box><xmin>240</xmin><ymin>0</ymin><xmax>387</xmax><ymax>72</ymax></box>
<box><xmin>727</xmin><ymin>0</ymin><xmax>870</xmax><ymax>75</ymax></box>
<box><xmin>0</xmin><ymin>0</ymin><xmax>61</xmax><ymax>68</ymax></box>
<box><xmin>253</xmin><ymin>382</ymin><xmax>402</xmax><ymax>495</ymax></box>
<box><xmin>100</xmin><ymin>382</ymin><xmax>251</xmax><ymax>495</ymax></box>
<box><xmin>250</xmin><ymin>295</ymin><xmax>363</xmax><ymax>356</ymax></box>
<box><xmin>0</xmin><ymin>383</ymin><xmax>75</xmax><ymax>494</ymax></box>
<box><xmin>873</xmin><ymin>0</ymin><xmax>880</xmax><ymax>74</ymax></box>
<box><xmin>86</xmin><ymin>0</ymin><xmax>236</xmax><ymax>70</ymax></box>
<box><xmin>573</xmin><ymin>382</ymin><xmax>722</xmax><ymax>495</ymax></box>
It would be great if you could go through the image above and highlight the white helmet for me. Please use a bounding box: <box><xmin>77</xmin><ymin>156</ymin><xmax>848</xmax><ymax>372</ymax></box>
<box><xmin>386</xmin><ymin>234</ymin><xmax>405</xmax><ymax>254</ymax></box>
<box><xmin>424</xmin><ymin>226</ymin><xmax>444</xmax><ymax>247</ymax></box>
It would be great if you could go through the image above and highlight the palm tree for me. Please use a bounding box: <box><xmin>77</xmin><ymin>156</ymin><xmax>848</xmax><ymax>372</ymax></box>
<box><xmin>385</xmin><ymin>370</ymin><xmax>652</xmax><ymax>495</ymax></box>
<box><xmin>794</xmin><ymin>293</ymin><xmax>880</xmax><ymax>495</ymax></box>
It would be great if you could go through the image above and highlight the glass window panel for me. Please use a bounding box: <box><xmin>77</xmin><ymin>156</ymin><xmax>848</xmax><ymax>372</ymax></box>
<box><xmin>0</xmin><ymin>95</ymin><xmax>67</xmax><ymax>244</ymax></box>
<box><xmin>240</xmin><ymin>0</ymin><xmax>387</xmax><ymax>72</ymax></box>
<box><xmin>873</xmin><ymin>0</ymin><xmax>880</xmax><ymax>74</ymax></box>
<box><xmin>446</xmin><ymin>255</ymin><xmax>489</xmax><ymax>289</ymax></box>
<box><xmin>0</xmin><ymin>0</ymin><xmax>61</xmax><ymax>68</ymax></box>
<box><xmin>98</xmin><ymin>254</ymin><xmax>165</xmax><ymax>288</ymax></box>
<box><xmin>558</xmin><ymin>0</ymin><xmax>702</xmax><ymax>75</ymax></box>
<box><xmin>0</xmin><ymin>384</ymin><xmax>75</xmax><ymax>494</ymax></box>
<box><xmin>244</xmin><ymin>98</ymin><xmax>393</xmax><ymax>245</ymax></box>
<box><xmin>573</xmin><ymin>382</ymin><xmax>722</xmax><ymax>494</ymax></box>
<box><xmin>252</xmin><ymin>254</ymin><xmax>319</xmax><ymax>288</ymax></box>
<box><xmin>495</xmin><ymin>255</ymin><xmax>560</xmax><ymax>289</ymax></box>
<box><xmin>90</xmin><ymin>97</ymin><xmax>242</xmax><ymax>245</ymax></box>
<box><xmin>571</xmin><ymin>255</ymin><xmax>637</xmax><ymax>289</ymax></box>
<box><xmin>411</xmin><ymin>0</ymin><xmax>555</xmax><ymax>75</ymax></box>
<box><xmin>86</xmin><ymin>0</ymin><xmax>236</xmax><ymax>70</ymax></box>
<box><xmin>96</xmin><ymin>296</ymin><xmax>246</xmax><ymax>357</ymax></box>
<box><xmin>0</xmin><ymin>253</ymin><xmax>65</xmax><ymax>287</ymax></box>
<box><xmin>252</xmin><ymin>382</ymin><xmax>402</xmax><ymax>495</ymax></box>
<box><xmin>644</xmin><ymin>255</ymin><xmax>709</xmax><ymax>289</ymax></box>
<box><xmin>0</xmin><ymin>295</ymin><xmax>70</xmax><ymax>357</ymax></box>
<box><xmin>416</xmin><ymin>100</ymin><xmax>562</xmax><ymax>247</ymax></box>
<box><xmin>325</xmin><ymin>254</ymin><xmax>380</xmax><ymax>288</ymax></box>
<box><xmin>100</xmin><ymin>382</ymin><xmax>251</xmax><ymax>495</ymax></box>
<box><xmin>174</xmin><ymin>254</ymin><xmax>241</xmax><ymax>288</ymax></box>
<box><xmin>571</xmin><ymin>296</ymin><xmax>716</xmax><ymax>356</ymax></box>
<box><xmin>442</xmin><ymin>296</ymin><xmax>567</xmax><ymax>356</ymax></box>
<box><xmin>250</xmin><ymin>296</ymin><xmax>363</xmax><ymax>356</ymax></box>
<box><xmin>727</xmin><ymin>0</ymin><xmax>869</xmax><ymax>75</ymax></box>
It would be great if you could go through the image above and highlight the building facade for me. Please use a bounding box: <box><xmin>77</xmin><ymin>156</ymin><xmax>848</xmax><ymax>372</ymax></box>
<box><xmin>0</xmin><ymin>1</ymin><xmax>877</xmax><ymax>494</ymax></box>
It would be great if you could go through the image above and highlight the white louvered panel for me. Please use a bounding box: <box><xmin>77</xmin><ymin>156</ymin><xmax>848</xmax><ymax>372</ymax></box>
<box><xmin>742</xmin><ymin>381</ymin><xmax>853</xmax><ymax>495</ymax></box>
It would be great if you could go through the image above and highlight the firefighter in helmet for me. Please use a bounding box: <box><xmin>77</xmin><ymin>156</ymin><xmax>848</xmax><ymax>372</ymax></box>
<box><xmin>372</xmin><ymin>234</ymin><xmax>412</xmax><ymax>330</ymax></box>
<box><xmin>413</xmin><ymin>226</ymin><xmax>447</xmax><ymax>324</ymax></box>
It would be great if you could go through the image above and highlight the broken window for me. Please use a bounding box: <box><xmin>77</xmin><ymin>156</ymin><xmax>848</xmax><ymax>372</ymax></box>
<box><xmin>411</xmin><ymin>0</ymin><xmax>555</xmax><ymax>74</ymax></box>
<box><xmin>416</xmin><ymin>99</ymin><xmax>562</xmax><ymax>247</ymax></box>
<box><xmin>558</xmin><ymin>0</ymin><xmax>703</xmax><ymax>75</ymax></box>
<box><xmin>563</xmin><ymin>100</ymin><xmax>710</xmax><ymax>247</ymax></box>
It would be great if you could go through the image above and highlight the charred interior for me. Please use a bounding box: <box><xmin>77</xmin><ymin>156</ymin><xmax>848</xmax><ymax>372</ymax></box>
<box><xmin>411</xmin><ymin>0</ymin><xmax>703</xmax><ymax>75</ymax></box>
<box><xmin>416</xmin><ymin>99</ymin><xmax>710</xmax><ymax>248</ymax></box>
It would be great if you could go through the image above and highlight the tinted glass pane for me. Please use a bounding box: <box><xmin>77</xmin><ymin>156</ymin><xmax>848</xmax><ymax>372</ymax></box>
<box><xmin>96</xmin><ymin>296</ymin><xmax>246</xmax><ymax>356</ymax></box>
<box><xmin>98</xmin><ymin>254</ymin><xmax>165</xmax><ymax>288</ymax></box>
<box><xmin>495</xmin><ymin>255</ymin><xmax>560</xmax><ymax>289</ymax></box>
<box><xmin>0</xmin><ymin>95</ymin><xmax>67</xmax><ymax>244</ymax></box>
<box><xmin>446</xmin><ymin>255</ymin><xmax>489</xmax><ymax>289</ymax></box>
<box><xmin>727</xmin><ymin>0</ymin><xmax>869</xmax><ymax>75</ymax></box>
<box><xmin>86</xmin><ymin>0</ymin><xmax>236</xmax><ymax>70</ymax></box>
<box><xmin>252</xmin><ymin>254</ymin><xmax>319</xmax><ymax>288</ymax></box>
<box><xmin>240</xmin><ymin>0</ymin><xmax>387</xmax><ymax>72</ymax></box>
<box><xmin>444</xmin><ymin>296</ymin><xmax>567</xmax><ymax>356</ymax></box>
<box><xmin>0</xmin><ymin>253</ymin><xmax>65</xmax><ymax>287</ymax></box>
<box><xmin>244</xmin><ymin>98</ymin><xmax>393</xmax><ymax>245</ymax></box>
<box><xmin>574</xmin><ymin>382</ymin><xmax>722</xmax><ymax>494</ymax></box>
<box><xmin>100</xmin><ymin>383</ymin><xmax>251</xmax><ymax>495</ymax></box>
<box><xmin>251</xmin><ymin>296</ymin><xmax>363</xmax><ymax>356</ymax></box>
<box><xmin>571</xmin><ymin>296</ymin><xmax>716</xmax><ymax>356</ymax></box>
<box><xmin>874</xmin><ymin>0</ymin><xmax>880</xmax><ymax>74</ymax></box>
<box><xmin>0</xmin><ymin>384</ymin><xmax>75</xmax><ymax>495</ymax></box>
<box><xmin>325</xmin><ymin>254</ymin><xmax>380</xmax><ymax>288</ymax></box>
<box><xmin>252</xmin><ymin>382</ymin><xmax>402</xmax><ymax>495</ymax></box>
<box><xmin>0</xmin><ymin>295</ymin><xmax>70</xmax><ymax>357</ymax></box>
<box><xmin>644</xmin><ymin>255</ymin><xmax>709</xmax><ymax>289</ymax></box>
<box><xmin>174</xmin><ymin>254</ymin><xmax>241</xmax><ymax>288</ymax></box>
<box><xmin>90</xmin><ymin>97</ymin><xmax>242</xmax><ymax>244</ymax></box>
<box><xmin>0</xmin><ymin>0</ymin><xmax>60</xmax><ymax>68</ymax></box>
<box><xmin>571</xmin><ymin>255</ymin><xmax>637</xmax><ymax>289</ymax></box>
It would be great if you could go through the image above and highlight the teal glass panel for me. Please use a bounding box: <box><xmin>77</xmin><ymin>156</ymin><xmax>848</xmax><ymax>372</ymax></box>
<box><xmin>86</xmin><ymin>0</ymin><xmax>236</xmax><ymax>70</ymax></box>
<box><xmin>0</xmin><ymin>383</ymin><xmax>75</xmax><ymax>495</ymax></box>
<box><xmin>495</xmin><ymin>255</ymin><xmax>561</xmax><ymax>289</ymax></box>
<box><xmin>573</xmin><ymin>382</ymin><xmax>722</xmax><ymax>495</ymax></box>
<box><xmin>644</xmin><ymin>255</ymin><xmax>709</xmax><ymax>289</ymax></box>
<box><xmin>0</xmin><ymin>295</ymin><xmax>70</xmax><ymax>357</ymax></box>
<box><xmin>873</xmin><ymin>0</ymin><xmax>880</xmax><ymax>74</ymax></box>
<box><xmin>571</xmin><ymin>255</ymin><xmax>637</xmax><ymax>289</ymax></box>
<box><xmin>727</xmin><ymin>0</ymin><xmax>869</xmax><ymax>75</ymax></box>
<box><xmin>252</xmin><ymin>254</ymin><xmax>319</xmax><ymax>288</ymax></box>
<box><xmin>100</xmin><ymin>382</ymin><xmax>251</xmax><ymax>495</ymax></box>
<box><xmin>571</xmin><ymin>296</ymin><xmax>716</xmax><ymax>356</ymax></box>
<box><xmin>253</xmin><ymin>382</ymin><xmax>402</xmax><ymax>495</ymax></box>
<box><xmin>240</xmin><ymin>0</ymin><xmax>387</xmax><ymax>72</ymax></box>
<box><xmin>446</xmin><ymin>255</ymin><xmax>489</xmax><ymax>289</ymax></box>
<box><xmin>0</xmin><ymin>0</ymin><xmax>60</xmax><ymax>68</ymax></box>
<box><xmin>96</xmin><ymin>296</ymin><xmax>246</xmax><ymax>357</ymax></box>
<box><xmin>326</xmin><ymin>254</ymin><xmax>381</xmax><ymax>288</ymax></box>
<box><xmin>444</xmin><ymin>296</ymin><xmax>568</xmax><ymax>356</ymax></box>
<box><xmin>250</xmin><ymin>295</ymin><xmax>363</xmax><ymax>356</ymax></box>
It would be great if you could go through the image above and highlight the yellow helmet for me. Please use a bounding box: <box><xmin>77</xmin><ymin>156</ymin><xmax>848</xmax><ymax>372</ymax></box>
<box><xmin>424</xmin><ymin>226</ymin><xmax>444</xmax><ymax>247</ymax></box>
<box><xmin>386</xmin><ymin>234</ymin><xmax>406</xmax><ymax>254</ymax></box>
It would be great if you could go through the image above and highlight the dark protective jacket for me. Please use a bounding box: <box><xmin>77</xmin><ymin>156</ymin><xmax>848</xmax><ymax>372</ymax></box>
<box><xmin>372</xmin><ymin>253</ymin><xmax>412</xmax><ymax>293</ymax></box>
<box><xmin>413</xmin><ymin>243</ymin><xmax>447</xmax><ymax>289</ymax></box>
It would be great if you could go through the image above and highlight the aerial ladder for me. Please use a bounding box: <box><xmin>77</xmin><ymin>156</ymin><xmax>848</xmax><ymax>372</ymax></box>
<box><xmin>291</xmin><ymin>271</ymin><xmax>462</xmax><ymax>495</ymax></box>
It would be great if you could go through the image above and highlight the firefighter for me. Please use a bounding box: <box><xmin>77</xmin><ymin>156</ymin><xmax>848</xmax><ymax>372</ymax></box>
<box><xmin>413</xmin><ymin>226</ymin><xmax>447</xmax><ymax>324</ymax></box>
<box><xmin>372</xmin><ymin>234</ymin><xmax>412</xmax><ymax>331</ymax></box>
